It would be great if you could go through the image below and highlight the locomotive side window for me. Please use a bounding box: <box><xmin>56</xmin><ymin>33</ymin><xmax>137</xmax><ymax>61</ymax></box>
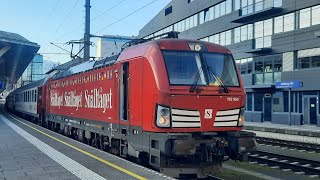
<box><xmin>120</xmin><ymin>62</ymin><xmax>129</xmax><ymax>121</ymax></box>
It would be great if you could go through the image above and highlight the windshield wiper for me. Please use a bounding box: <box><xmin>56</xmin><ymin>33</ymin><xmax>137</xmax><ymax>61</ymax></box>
<box><xmin>207</xmin><ymin>66</ymin><xmax>229</xmax><ymax>93</ymax></box>
<box><xmin>189</xmin><ymin>66</ymin><xmax>204</xmax><ymax>93</ymax></box>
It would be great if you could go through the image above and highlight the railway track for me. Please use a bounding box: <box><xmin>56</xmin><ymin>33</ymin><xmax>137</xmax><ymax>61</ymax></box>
<box><xmin>256</xmin><ymin>137</ymin><xmax>320</xmax><ymax>153</ymax></box>
<box><xmin>248</xmin><ymin>151</ymin><xmax>320</xmax><ymax>178</ymax></box>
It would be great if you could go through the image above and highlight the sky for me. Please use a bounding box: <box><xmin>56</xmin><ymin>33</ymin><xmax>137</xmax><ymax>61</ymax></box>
<box><xmin>0</xmin><ymin>0</ymin><xmax>171</xmax><ymax>63</ymax></box>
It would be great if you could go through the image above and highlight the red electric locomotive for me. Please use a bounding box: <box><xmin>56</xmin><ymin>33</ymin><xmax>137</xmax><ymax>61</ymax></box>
<box><xmin>8</xmin><ymin>38</ymin><xmax>256</xmax><ymax>178</ymax></box>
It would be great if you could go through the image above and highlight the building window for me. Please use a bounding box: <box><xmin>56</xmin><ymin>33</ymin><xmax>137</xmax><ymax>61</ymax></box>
<box><xmin>220</xmin><ymin>1</ymin><xmax>226</xmax><ymax>16</ymax></box>
<box><xmin>241</xmin><ymin>25</ymin><xmax>248</xmax><ymax>41</ymax></box>
<box><xmin>213</xmin><ymin>34</ymin><xmax>220</xmax><ymax>44</ymax></box>
<box><xmin>193</xmin><ymin>14</ymin><xmax>198</xmax><ymax>27</ymax></box>
<box><xmin>225</xmin><ymin>30</ymin><xmax>232</xmax><ymax>45</ymax></box>
<box><xmin>220</xmin><ymin>32</ymin><xmax>226</xmax><ymax>45</ymax></box>
<box><xmin>215</xmin><ymin>4</ymin><xmax>221</xmax><ymax>19</ymax></box>
<box><xmin>274</xmin><ymin>16</ymin><xmax>283</xmax><ymax>33</ymax></box>
<box><xmin>254</xmin><ymin>19</ymin><xmax>273</xmax><ymax>48</ymax></box>
<box><xmin>233</xmin><ymin>24</ymin><xmax>253</xmax><ymax>44</ymax></box>
<box><xmin>204</xmin><ymin>9</ymin><xmax>210</xmax><ymax>22</ymax></box>
<box><xmin>199</xmin><ymin>11</ymin><xmax>205</xmax><ymax>24</ymax></box>
<box><xmin>209</xmin><ymin>7</ymin><xmax>215</xmax><ymax>21</ymax></box>
<box><xmin>274</xmin><ymin>0</ymin><xmax>282</xmax><ymax>7</ymax></box>
<box><xmin>248</xmin><ymin>24</ymin><xmax>253</xmax><ymax>39</ymax></box>
<box><xmin>226</xmin><ymin>0</ymin><xmax>232</xmax><ymax>14</ymax></box>
<box><xmin>298</xmin><ymin>48</ymin><xmax>320</xmax><ymax>69</ymax></box>
<box><xmin>241</xmin><ymin>0</ymin><xmax>254</xmax><ymax>15</ymax></box>
<box><xmin>312</xmin><ymin>5</ymin><xmax>320</xmax><ymax>26</ymax></box>
<box><xmin>236</xmin><ymin>58</ymin><xmax>253</xmax><ymax>74</ymax></box>
<box><xmin>234</xmin><ymin>27</ymin><xmax>241</xmax><ymax>43</ymax></box>
<box><xmin>240</xmin><ymin>0</ymin><xmax>282</xmax><ymax>16</ymax></box>
<box><xmin>255</xmin><ymin>0</ymin><xmax>263</xmax><ymax>11</ymax></box>
<box><xmin>254</xmin><ymin>54</ymin><xmax>283</xmax><ymax>84</ymax></box>
<box><xmin>299</xmin><ymin>7</ymin><xmax>311</xmax><ymax>29</ymax></box>
<box><xmin>165</xmin><ymin>6</ymin><xmax>172</xmax><ymax>16</ymax></box>
<box><xmin>235</xmin><ymin>0</ymin><xmax>241</xmax><ymax>10</ymax></box>
<box><xmin>283</xmin><ymin>13</ymin><xmax>295</xmax><ymax>32</ymax></box>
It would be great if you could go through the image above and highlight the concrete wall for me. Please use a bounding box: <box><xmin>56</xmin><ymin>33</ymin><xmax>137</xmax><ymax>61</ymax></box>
<box><xmin>245</xmin><ymin>111</ymin><xmax>263</xmax><ymax>122</ymax></box>
<box><xmin>272</xmin><ymin>112</ymin><xmax>302</xmax><ymax>125</ymax></box>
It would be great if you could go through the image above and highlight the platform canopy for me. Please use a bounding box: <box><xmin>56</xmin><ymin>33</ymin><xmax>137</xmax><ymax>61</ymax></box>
<box><xmin>0</xmin><ymin>30</ymin><xmax>40</xmax><ymax>92</ymax></box>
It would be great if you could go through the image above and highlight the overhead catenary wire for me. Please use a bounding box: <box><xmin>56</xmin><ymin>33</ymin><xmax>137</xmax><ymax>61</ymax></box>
<box><xmin>39</xmin><ymin>0</ymin><xmax>62</xmax><ymax>35</ymax></box>
<box><xmin>53</xmin><ymin>0</ymin><xmax>128</xmax><ymax>42</ymax></box>
<box><xmin>42</xmin><ymin>0</ymin><xmax>81</xmax><ymax>59</ymax></box>
<box><xmin>94</xmin><ymin>0</ymin><xmax>160</xmax><ymax>34</ymax></box>
<box><xmin>91</xmin><ymin>0</ymin><xmax>127</xmax><ymax>22</ymax></box>
<box><xmin>54</xmin><ymin>0</ymin><xmax>81</xmax><ymax>35</ymax></box>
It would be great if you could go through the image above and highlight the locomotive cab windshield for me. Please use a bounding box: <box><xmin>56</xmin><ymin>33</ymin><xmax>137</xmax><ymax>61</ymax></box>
<box><xmin>163</xmin><ymin>51</ymin><xmax>239</xmax><ymax>92</ymax></box>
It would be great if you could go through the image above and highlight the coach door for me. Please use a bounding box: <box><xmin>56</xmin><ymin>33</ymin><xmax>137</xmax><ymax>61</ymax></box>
<box><xmin>119</xmin><ymin>62</ymin><xmax>130</xmax><ymax>134</ymax></box>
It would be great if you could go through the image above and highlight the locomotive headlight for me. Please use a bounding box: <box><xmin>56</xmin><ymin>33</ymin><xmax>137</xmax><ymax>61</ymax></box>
<box><xmin>156</xmin><ymin>105</ymin><xmax>171</xmax><ymax>128</ymax></box>
<box><xmin>238</xmin><ymin>108</ymin><xmax>245</xmax><ymax>126</ymax></box>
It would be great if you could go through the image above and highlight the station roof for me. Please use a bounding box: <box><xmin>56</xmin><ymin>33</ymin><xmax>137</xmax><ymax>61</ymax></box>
<box><xmin>0</xmin><ymin>30</ymin><xmax>40</xmax><ymax>90</ymax></box>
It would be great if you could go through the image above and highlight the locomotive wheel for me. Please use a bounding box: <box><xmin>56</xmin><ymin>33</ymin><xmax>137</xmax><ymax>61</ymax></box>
<box><xmin>102</xmin><ymin>136</ymin><xmax>110</xmax><ymax>152</ymax></box>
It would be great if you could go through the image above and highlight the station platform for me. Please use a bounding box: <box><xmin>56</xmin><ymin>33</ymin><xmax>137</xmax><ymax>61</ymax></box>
<box><xmin>244</xmin><ymin>121</ymin><xmax>320</xmax><ymax>145</ymax></box>
<box><xmin>0</xmin><ymin>109</ymin><xmax>173</xmax><ymax>180</ymax></box>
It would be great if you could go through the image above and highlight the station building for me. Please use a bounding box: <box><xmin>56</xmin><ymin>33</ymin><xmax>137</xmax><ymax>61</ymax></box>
<box><xmin>139</xmin><ymin>0</ymin><xmax>320</xmax><ymax>126</ymax></box>
<box><xmin>96</xmin><ymin>35</ymin><xmax>136</xmax><ymax>59</ymax></box>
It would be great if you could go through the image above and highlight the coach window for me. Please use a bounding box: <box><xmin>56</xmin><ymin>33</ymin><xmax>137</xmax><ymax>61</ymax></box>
<box><xmin>34</xmin><ymin>90</ymin><xmax>37</xmax><ymax>102</ymax></box>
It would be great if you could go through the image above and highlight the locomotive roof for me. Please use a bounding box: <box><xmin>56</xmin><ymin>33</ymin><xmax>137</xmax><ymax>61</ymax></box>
<box><xmin>50</xmin><ymin>55</ymin><xmax>118</xmax><ymax>81</ymax></box>
<box><xmin>50</xmin><ymin>39</ymin><xmax>231</xmax><ymax>81</ymax></box>
<box><xmin>117</xmin><ymin>38</ymin><xmax>231</xmax><ymax>63</ymax></box>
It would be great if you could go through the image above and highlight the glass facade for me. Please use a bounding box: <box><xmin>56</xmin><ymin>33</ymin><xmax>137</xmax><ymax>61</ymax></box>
<box><xmin>141</xmin><ymin>1</ymin><xmax>320</xmax><ymax>125</ymax></box>
<box><xmin>145</xmin><ymin>1</ymin><xmax>320</xmax><ymax>43</ymax></box>
<box><xmin>20</xmin><ymin>54</ymin><xmax>44</xmax><ymax>86</ymax></box>
<box><xmin>254</xmin><ymin>54</ymin><xmax>282</xmax><ymax>84</ymax></box>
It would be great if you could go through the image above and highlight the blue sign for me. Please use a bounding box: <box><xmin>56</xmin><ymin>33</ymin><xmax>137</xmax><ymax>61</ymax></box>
<box><xmin>275</xmin><ymin>80</ymin><xmax>302</xmax><ymax>89</ymax></box>
<box><xmin>0</xmin><ymin>81</ymin><xmax>2</xmax><ymax>89</ymax></box>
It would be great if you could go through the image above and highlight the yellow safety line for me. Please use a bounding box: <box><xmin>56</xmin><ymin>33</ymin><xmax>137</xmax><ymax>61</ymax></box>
<box><xmin>7</xmin><ymin>114</ymin><xmax>148</xmax><ymax>180</ymax></box>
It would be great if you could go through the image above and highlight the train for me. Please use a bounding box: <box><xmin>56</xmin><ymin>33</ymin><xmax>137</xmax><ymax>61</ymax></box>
<box><xmin>6</xmin><ymin>38</ymin><xmax>256</xmax><ymax>178</ymax></box>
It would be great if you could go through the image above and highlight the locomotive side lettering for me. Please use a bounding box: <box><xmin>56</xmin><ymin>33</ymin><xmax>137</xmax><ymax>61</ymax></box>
<box><xmin>50</xmin><ymin>93</ymin><xmax>63</xmax><ymax>109</ymax></box>
<box><xmin>64</xmin><ymin>90</ymin><xmax>82</xmax><ymax>110</ymax></box>
<box><xmin>50</xmin><ymin>88</ymin><xmax>112</xmax><ymax>113</ymax></box>
<box><xmin>84</xmin><ymin>88</ymin><xmax>112</xmax><ymax>113</ymax></box>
